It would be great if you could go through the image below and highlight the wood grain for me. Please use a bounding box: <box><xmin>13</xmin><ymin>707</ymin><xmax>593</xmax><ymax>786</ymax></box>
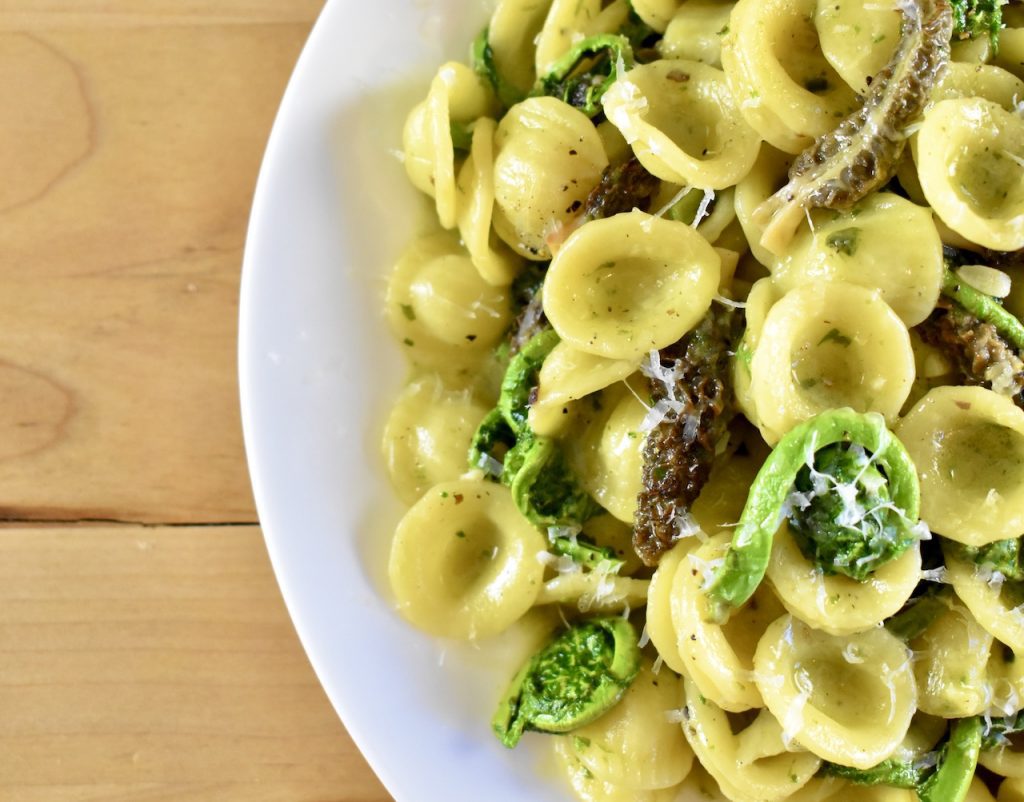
<box><xmin>0</xmin><ymin>1</ymin><xmax>395</xmax><ymax>798</ymax></box>
<box><xmin>0</xmin><ymin>525</ymin><xmax>391</xmax><ymax>802</ymax></box>
<box><xmin>0</xmin><ymin>22</ymin><xmax>310</xmax><ymax>522</ymax></box>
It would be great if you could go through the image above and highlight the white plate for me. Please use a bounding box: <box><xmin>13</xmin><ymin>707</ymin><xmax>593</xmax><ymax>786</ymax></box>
<box><xmin>239</xmin><ymin>1</ymin><xmax>570</xmax><ymax>800</ymax></box>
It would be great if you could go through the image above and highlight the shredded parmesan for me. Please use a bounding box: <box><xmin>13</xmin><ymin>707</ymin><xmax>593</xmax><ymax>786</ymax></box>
<box><xmin>692</xmin><ymin>188</ymin><xmax>716</xmax><ymax>228</ymax></box>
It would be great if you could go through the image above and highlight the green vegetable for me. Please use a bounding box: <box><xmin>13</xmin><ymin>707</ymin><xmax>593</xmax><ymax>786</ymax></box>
<box><xmin>951</xmin><ymin>0</ymin><xmax>1004</xmax><ymax>53</ymax></box>
<box><xmin>820</xmin><ymin>757</ymin><xmax>926</xmax><ymax>788</ymax></box>
<box><xmin>547</xmin><ymin>528</ymin><xmax>624</xmax><ymax>572</ymax></box>
<box><xmin>492</xmin><ymin>617</ymin><xmax>641</xmax><ymax>747</ymax></box>
<box><xmin>504</xmin><ymin>431</ymin><xmax>602</xmax><ymax>528</ymax></box>
<box><xmin>820</xmin><ymin>716</ymin><xmax>982</xmax><ymax>802</ymax></box>
<box><xmin>533</xmin><ymin>34</ymin><xmax>635</xmax><ymax>118</ymax></box>
<box><xmin>469</xmin><ymin>329</ymin><xmax>600</xmax><ymax>529</ymax></box>
<box><xmin>499</xmin><ymin>328</ymin><xmax>560</xmax><ymax>432</ymax></box>
<box><xmin>704</xmin><ymin>409</ymin><xmax>921</xmax><ymax>622</ymax></box>
<box><xmin>942</xmin><ymin>267</ymin><xmax>1024</xmax><ymax>351</ymax></box>
<box><xmin>787</xmin><ymin>442</ymin><xmax>920</xmax><ymax>580</ymax></box>
<box><xmin>955</xmin><ymin>537</ymin><xmax>1024</xmax><ymax>581</ymax></box>
<box><xmin>449</xmin><ymin>120</ymin><xmax>474</xmax><ymax>152</ymax></box>
<box><xmin>885</xmin><ymin>587</ymin><xmax>952</xmax><ymax>641</ymax></box>
<box><xmin>471</xmin><ymin>26</ymin><xmax>526</xmax><ymax>110</ymax></box>
<box><xmin>469</xmin><ymin>408</ymin><xmax>517</xmax><ymax>478</ymax></box>
<box><xmin>918</xmin><ymin>717</ymin><xmax>983</xmax><ymax>802</ymax></box>
<box><xmin>825</xmin><ymin>227</ymin><xmax>861</xmax><ymax>256</ymax></box>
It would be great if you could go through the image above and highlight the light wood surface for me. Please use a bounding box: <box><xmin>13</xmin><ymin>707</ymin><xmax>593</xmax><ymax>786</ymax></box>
<box><xmin>0</xmin><ymin>2</ymin><xmax>391</xmax><ymax>798</ymax></box>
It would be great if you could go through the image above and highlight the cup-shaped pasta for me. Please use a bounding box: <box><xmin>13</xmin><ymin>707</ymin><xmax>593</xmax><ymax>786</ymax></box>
<box><xmin>544</xmin><ymin>211</ymin><xmax>720</xmax><ymax>361</ymax></box>
<box><xmin>814</xmin><ymin>0</ymin><xmax>900</xmax><ymax>95</ymax></box>
<box><xmin>382</xmin><ymin>375</ymin><xmax>491</xmax><ymax>505</ymax></box>
<box><xmin>753</xmin><ymin>614</ymin><xmax>916</xmax><ymax>768</ymax></box>
<box><xmin>602</xmin><ymin>59</ymin><xmax>761</xmax><ymax>189</ymax></box>
<box><xmin>492</xmin><ymin>97</ymin><xmax>608</xmax><ymax>261</ymax></box>
<box><xmin>386</xmin><ymin>231</ymin><xmax>513</xmax><ymax>382</ymax></box>
<box><xmin>771</xmin><ymin>193</ymin><xmax>944</xmax><ymax>327</ymax></box>
<box><xmin>488</xmin><ymin>0</ymin><xmax>555</xmax><ymax>97</ymax></box>
<box><xmin>931</xmin><ymin>62</ymin><xmax>1024</xmax><ymax>112</ymax></box>
<box><xmin>658</xmin><ymin>0</ymin><xmax>733</xmax><ymax>67</ymax></box>
<box><xmin>567</xmin><ymin>381</ymin><xmax>647</xmax><ymax>523</ymax></box>
<box><xmin>680</xmin><ymin>676</ymin><xmax>822</xmax><ymax>802</ymax></box>
<box><xmin>631</xmin><ymin>0</ymin><xmax>683</xmax><ymax>33</ymax></box>
<box><xmin>690</xmin><ymin>455</ymin><xmax>764</xmax><ymax>534</ymax></box>
<box><xmin>996</xmin><ymin>27</ymin><xmax>1024</xmax><ymax>82</ymax></box>
<box><xmin>981</xmin><ymin>737</ymin><xmax>1024</xmax><ymax>781</ymax></box>
<box><xmin>534</xmin><ymin>570</ymin><xmax>650</xmax><ymax>613</ymax></box>
<box><xmin>945</xmin><ymin>543</ymin><xmax>1024</xmax><ymax>655</ymax></box>
<box><xmin>734</xmin><ymin>145</ymin><xmax>794</xmax><ymax>269</ymax></box>
<box><xmin>646</xmin><ymin>542</ymin><xmax>693</xmax><ymax>675</ymax></box>
<box><xmin>556</xmin><ymin>660</ymin><xmax>694</xmax><ymax>790</ymax></box>
<box><xmin>554</xmin><ymin>744</ymin><xmax>683</xmax><ymax>802</ymax></box>
<box><xmin>1004</xmin><ymin>778</ymin><xmax>1024</xmax><ymax>802</ymax></box>
<box><xmin>721</xmin><ymin>0</ymin><xmax>859</xmax><ymax>154</ymax></box>
<box><xmin>749</xmin><ymin>281</ymin><xmax>915</xmax><ymax>443</ymax></box>
<box><xmin>528</xmin><ymin>341</ymin><xmax>636</xmax><ymax>437</ymax></box>
<box><xmin>534</xmin><ymin>0</ymin><xmax>629</xmax><ymax>75</ymax></box>
<box><xmin>672</xmin><ymin>533</ymin><xmax>787</xmax><ymax>711</ymax></box>
<box><xmin>388</xmin><ymin>480</ymin><xmax>546</xmax><ymax>639</ymax></box>
<box><xmin>915</xmin><ymin>97</ymin><xmax>1024</xmax><ymax>252</ymax></box>
<box><xmin>402</xmin><ymin>62</ymin><xmax>495</xmax><ymax>229</ymax></box>
<box><xmin>896</xmin><ymin>386</ymin><xmax>1024</xmax><ymax>546</ymax></box>
<box><xmin>456</xmin><ymin>117</ymin><xmax>523</xmax><ymax>287</ymax></box>
<box><xmin>910</xmin><ymin>599</ymin><xmax>996</xmax><ymax>717</ymax></box>
<box><xmin>766</xmin><ymin>522</ymin><xmax>921</xmax><ymax>636</ymax></box>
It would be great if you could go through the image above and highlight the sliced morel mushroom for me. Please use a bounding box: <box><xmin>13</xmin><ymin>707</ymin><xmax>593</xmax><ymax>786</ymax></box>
<box><xmin>632</xmin><ymin>306</ymin><xmax>743</xmax><ymax>566</ymax></box>
<box><xmin>754</xmin><ymin>0</ymin><xmax>953</xmax><ymax>255</ymax></box>
<box><xmin>917</xmin><ymin>299</ymin><xmax>1024</xmax><ymax>407</ymax></box>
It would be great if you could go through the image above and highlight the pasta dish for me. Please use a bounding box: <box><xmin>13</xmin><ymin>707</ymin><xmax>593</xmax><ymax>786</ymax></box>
<box><xmin>381</xmin><ymin>0</ymin><xmax>1024</xmax><ymax>799</ymax></box>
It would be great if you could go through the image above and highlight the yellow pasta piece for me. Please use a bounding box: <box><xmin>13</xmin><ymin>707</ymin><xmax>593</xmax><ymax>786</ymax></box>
<box><xmin>492</xmin><ymin>97</ymin><xmax>608</xmax><ymax>261</ymax></box>
<box><xmin>658</xmin><ymin>0</ymin><xmax>733</xmax><ymax>67</ymax></box>
<box><xmin>385</xmin><ymin>231</ymin><xmax>513</xmax><ymax>383</ymax></box>
<box><xmin>488</xmin><ymin>0</ymin><xmax>554</xmax><ymax>96</ymax></box>
<box><xmin>543</xmin><ymin>211</ymin><xmax>720</xmax><ymax>361</ymax></box>
<box><xmin>770</xmin><ymin>192</ymin><xmax>944</xmax><ymax>327</ymax></box>
<box><xmin>566</xmin><ymin>381</ymin><xmax>647</xmax><ymax>523</ymax></box>
<box><xmin>528</xmin><ymin>341</ymin><xmax>637</xmax><ymax>437</ymax></box>
<box><xmin>381</xmin><ymin>375</ymin><xmax>490</xmax><ymax>505</ymax></box>
<box><xmin>748</xmin><ymin>281</ymin><xmax>915</xmax><ymax>443</ymax></box>
<box><xmin>945</xmin><ymin>543</ymin><xmax>1024</xmax><ymax>655</ymax></box>
<box><xmin>567</xmin><ymin>660</ymin><xmax>694</xmax><ymax>790</ymax></box>
<box><xmin>402</xmin><ymin>62</ymin><xmax>495</xmax><ymax>229</ymax></box>
<box><xmin>721</xmin><ymin>0</ymin><xmax>858</xmax><ymax>154</ymax></box>
<box><xmin>681</xmin><ymin>676</ymin><xmax>821</xmax><ymax>802</ymax></box>
<box><xmin>753</xmin><ymin>614</ymin><xmax>916</xmax><ymax>769</ymax></box>
<box><xmin>671</xmin><ymin>533</ymin><xmax>786</xmax><ymax>711</ymax></box>
<box><xmin>896</xmin><ymin>386</ymin><xmax>1024</xmax><ymax>546</ymax></box>
<box><xmin>916</xmin><ymin>97</ymin><xmax>1024</xmax><ymax>251</ymax></box>
<box><xmin>456</xmin><ymin>117</ymin><xmax>523</xmax><ymax>286</ymax></box>
<box><xmin>766</xmin><ymin>523</ymin><xmax>921</xmax><ymax>636</ymax></box>
<box><xmin>603</xmin><ymin>59</ymin><xmax>762</xmax><ymax>189</ymax></box>
<box><xmin>388</xmin><ymin>480</ymin><xmax>546</xmax><ymax>639</ymax></box>
<box><xmin>814</xmin><ymin>0</ymin><xmax>900</xmax><ymax>95</ymax></box>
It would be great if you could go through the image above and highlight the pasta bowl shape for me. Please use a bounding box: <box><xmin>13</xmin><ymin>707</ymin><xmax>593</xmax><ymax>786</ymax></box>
<box><xmin>238</xmin><ymin>1</ymin><xmax>571</xmax><ymax>800</ymax></box>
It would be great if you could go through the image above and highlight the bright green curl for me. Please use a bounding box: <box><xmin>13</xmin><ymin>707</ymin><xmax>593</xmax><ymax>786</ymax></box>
<box><xmin>492</xmin><ymin>617</ymin><xmax>640</xmax><ymax>748</ymax></box>
<box><xmin>704</xmin><ymin>409</ymin><xmax>922</xmax><ymax>623</ymax></box>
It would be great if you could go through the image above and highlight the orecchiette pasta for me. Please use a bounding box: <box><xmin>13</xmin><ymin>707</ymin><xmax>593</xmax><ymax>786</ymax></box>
<box><xmin>603</xmin><ymin>59</ymin><xmax>761</xmax><ymax>189</ymax></box>
<box><xmin>748</xmin><ymin>281</ymin><xmax>915</xmax><ymax>442</ymax></box>
<box><xmin>754</xmin><ymin>614</ymin><xmax>916</xmax><ymax>769</ymax></box>
<box><xmin>721</xmin><ymin>0</ymin><xmax>858</xmax><ymax>154</ymax></box>
<box><xmin>770</xmin><ymin>192</ymin><xmax>944</xmax><ymax>327</ymax></box>
<box><xmin>543</xmin><ymin>210</ymin><xmax>720</xmax><ymax>361</ymax></box>
<box><xmin>916</xmin><ymin>97</ymin><xmax>1024</xmax><ymax>252</ymax></box>
<box><xmin>388</xmin><ymin>479</ymin><xmax>546</xmax><ymax>639</ymax></box>
<box><xmin>383</xmin><ymin>2</ymin><xmax>1024</xmax><ymax>799</ymax></box>
<box><xmin>492</xmin><ymin>96</ymin><xmax>608</xmax><ymax>260</ymax></box>
<box><xmin>897</xmin><ymin>386</ymin><xmax>1024</xmax><ymax>546</ymax></box>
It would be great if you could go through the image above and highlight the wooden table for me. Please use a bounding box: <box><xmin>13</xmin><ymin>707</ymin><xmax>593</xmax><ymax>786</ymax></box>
<box><xmin>0</xmin><ymin>2</ymin><xmax>391</xmax><ymax>799</ymax></box>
